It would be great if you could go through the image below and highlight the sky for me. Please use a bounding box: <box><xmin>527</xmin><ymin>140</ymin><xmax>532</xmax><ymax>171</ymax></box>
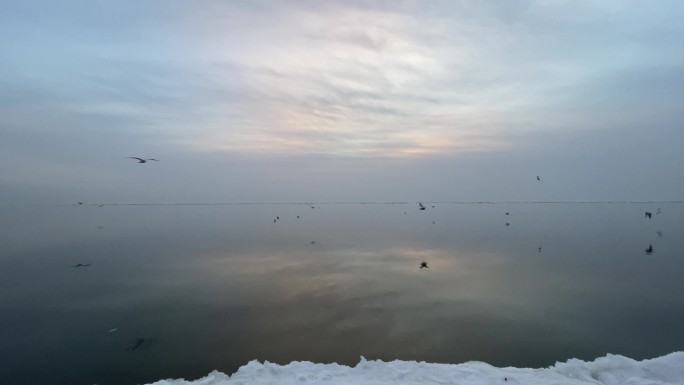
<box><xmin>1</xmin><ymin>0</ymin><xmax>683</xmax><ymax>204</ymax></box>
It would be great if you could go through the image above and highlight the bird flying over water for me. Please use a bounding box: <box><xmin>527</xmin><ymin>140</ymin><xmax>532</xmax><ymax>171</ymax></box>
<box><xmin>645</xmin><ymin>244</ymin><xmax>654</xmax><ymax>255</ymax></box>
<box><xmin>127</xmin><ymin>157</ymin><xmax>158</xmax><ymax>163</ymax></box>
<box><xmin>71</xmin><ymin>263</ymin><xmax>91</xmax><ymax>267</ymax></box>
<box><xmin>645</xmin><ymin>211</ymin><xmax>653</xmax><ymax>219</ymax></box>
<box><xmin>420</xmin><ymin>261</ymin><xmax>429</xmax><ymax>269</ymax></box>
<box><xmin>418</xmin><ymin>202</ymin><xmax>426</xmax><ymax>211</ymax></box>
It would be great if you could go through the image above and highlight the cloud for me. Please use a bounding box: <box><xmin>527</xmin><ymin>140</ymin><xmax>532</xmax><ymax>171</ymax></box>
<box><xmin>2</xmin><ymin>0</ymin><xmax>684</xmax><ymax>202</ymax></box>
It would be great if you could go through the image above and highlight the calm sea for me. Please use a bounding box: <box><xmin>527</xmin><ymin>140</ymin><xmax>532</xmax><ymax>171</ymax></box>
<box><xmin>1</xmin><ymin>202</ymin><xmax>682</xmax><ymax>385</ymax></box>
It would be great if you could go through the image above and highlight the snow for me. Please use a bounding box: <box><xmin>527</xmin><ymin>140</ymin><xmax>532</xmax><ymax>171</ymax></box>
<box><xmin>147</xmin><ymin>351</ymin><xmax>684</xmax><ymax>385</ymax></box>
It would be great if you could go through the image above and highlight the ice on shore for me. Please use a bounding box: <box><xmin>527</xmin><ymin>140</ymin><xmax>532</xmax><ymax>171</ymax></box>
<box><xmin>148</xmin><ymin>351</ymin><xmax>684</xmax><ymax>385</ymax></box>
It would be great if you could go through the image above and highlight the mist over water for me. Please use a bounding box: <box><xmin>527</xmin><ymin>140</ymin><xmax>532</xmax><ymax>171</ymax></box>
<box><xmin>1</xmin><ymin>202</ymin><xmax>682</xmax><ymax>385</ymax></box>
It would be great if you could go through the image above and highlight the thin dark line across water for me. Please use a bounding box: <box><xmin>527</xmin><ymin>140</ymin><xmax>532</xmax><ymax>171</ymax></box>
<box><xmin>7</xmin><ymin>200</ymin><xmax>684</xmax><ymax>208</ymax></box>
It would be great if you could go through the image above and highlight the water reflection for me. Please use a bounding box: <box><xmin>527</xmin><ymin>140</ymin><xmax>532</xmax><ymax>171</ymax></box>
<box><xmin>0</xmin><ymin>203</ymin><xmax>683</xmax><ymax>385</ymax></box>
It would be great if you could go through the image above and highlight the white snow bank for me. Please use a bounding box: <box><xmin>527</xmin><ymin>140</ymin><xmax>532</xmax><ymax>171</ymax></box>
<box><xmin>147</xmin><ymin>351</ymin><xmax>684</xmax><ymax>385</ymax></box>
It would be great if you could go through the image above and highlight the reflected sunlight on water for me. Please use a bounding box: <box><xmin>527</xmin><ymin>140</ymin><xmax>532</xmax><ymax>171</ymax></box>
<box><xmin>0</xmin><ymin>203</ymin><xmax>682</xmax><ymax>385</ymax></box>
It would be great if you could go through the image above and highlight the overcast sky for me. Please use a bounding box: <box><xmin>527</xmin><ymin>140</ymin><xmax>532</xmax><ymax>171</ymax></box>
<box><xmin>1</xmin><ymin>0</ymin><xmax>683</xmax><ymax>204</ymax></box>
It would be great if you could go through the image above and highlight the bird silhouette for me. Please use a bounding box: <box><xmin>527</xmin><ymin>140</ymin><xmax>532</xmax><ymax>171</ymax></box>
<box><xmin>645</xmin><ymin>244</ymin><xmax>654</xmax><ymax>255</ymax></box>
<box><xmin>126</xmin><ymin>338</ymin><xmax>149</xmax><ymax>351</ymax></box>
<box><xmin>71</xmin><ymin>263</ymin><xmax>91</xmax><ymax>267</ymax></box>
<box><xmin>536</xmin><ymin>176</ymin><xmax>541</xmax><ymax>181</ymax></box>
<box><xmin>645</xmin><ymin>212</ymin><xmax>653</xmax><ymax>219</ymax></box>
<box><xmin>127</xmin><ymin>157</ymin><xmax>158</xmax><ymax>163</ymax></box>
<box><xmin>419</xmin><ymin>261</ymin><xmax>429</xmax><ymax>269</ymax></box>
<box><xmin>418</xmin><ymin>202</ymin><xmax>426</xmax><ymax>211</ymax></box>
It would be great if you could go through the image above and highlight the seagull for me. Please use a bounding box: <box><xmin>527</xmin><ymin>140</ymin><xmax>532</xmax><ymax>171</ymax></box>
<box><xmin>71</xmin><ymin>263</ymin><xmax>91</xmax><ymax>267</ymax></box>
<box><xmin>127</xmin><ymin>157</ymin><xmax>158</xmax><ymax>163</ymax></box>
<box><xmin>418</xmin><ymin>202</ymin><xmax>426</xmax><ymax>211</ymax></box>
<box><xmin>536</xmin><ymin>176</ymin><xmax>541</xmax><ymax>181</ymax></box>
<box><xmin>645</xmin><ymin>211</ymin><xmax>653</xmax><ymax>219</ymax></box>
<box><xmin>419</xmin><ymin>261</ymin><xmax>429</xmax><ymax>269</ymax></box>
<box><xmin>645</xmin><ymin>244</ymin><xmax>654</xmax><ymax>255</ymax></box>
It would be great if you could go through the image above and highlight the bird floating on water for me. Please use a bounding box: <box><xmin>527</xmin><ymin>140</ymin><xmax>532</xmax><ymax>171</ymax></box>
<box><xmin>419</xmin><ymin>261</ymin><xmax>429</xmax><ymax>269</ymax></box>
<box><xmin>127</xmin><ymin>157</ymin><xmax>158</xmax><ymax>163</ymax></box>
<box><xmin>126</xmin><ymin>338</ymin><xmax>150</xmax><ymax>351</ymax></box>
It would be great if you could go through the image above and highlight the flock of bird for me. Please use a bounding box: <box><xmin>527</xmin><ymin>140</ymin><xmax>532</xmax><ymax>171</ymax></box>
<box><xmin>66</xmin><ymin>165</ymin><xmax>669</xmax><ymax>354</ymax></box>
<box><xmin>73</xmin><ymin>168</ymin><xmax>664</xmax><ymax>273</ymax></box>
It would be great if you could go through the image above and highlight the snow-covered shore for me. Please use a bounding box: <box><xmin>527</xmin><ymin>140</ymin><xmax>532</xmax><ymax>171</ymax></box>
<box><xmin>148</xmin><ymin>351</ymin><xmax>684</xmax><ymax>385</ymax></box>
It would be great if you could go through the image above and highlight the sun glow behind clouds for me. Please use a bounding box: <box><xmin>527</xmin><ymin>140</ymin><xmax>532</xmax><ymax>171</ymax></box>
<box><xmin>178</xmin><ymin>3</ymin><xmax>511</xmax><ymax>157</ymax></box>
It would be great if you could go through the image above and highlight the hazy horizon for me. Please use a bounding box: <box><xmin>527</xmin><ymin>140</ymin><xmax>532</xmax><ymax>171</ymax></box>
<box><xmin>2</xmin><ymin>1</ymin><xmax>683</xmax><ymax>204</ymax></box>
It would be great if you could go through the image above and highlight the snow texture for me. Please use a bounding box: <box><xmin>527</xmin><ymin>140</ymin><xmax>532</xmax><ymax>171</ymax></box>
<box><xmin>147</xmin><ymin>351</ymin><xmax>684</xmax><ymax>385</ymax></box>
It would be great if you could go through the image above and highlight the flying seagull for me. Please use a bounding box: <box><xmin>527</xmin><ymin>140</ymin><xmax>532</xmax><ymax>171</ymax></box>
<box><xmin>419</xmin><ymin>261</ymin><xmax>429</xmax><ymax>269</ymax></box>
<box><xmin>127</xmin><ymin>157</ymin><xmax>158</xmax><ymax>163</ymax></box>
<box><xmin>645</xmin><ymin>211</ymin><xmax>653</xmax><ymax>219</ymax></box>
<box><xmin>71</xmin><ymin>263</ymin><xmax>91</xmax><ymax>267</ymax></box>
<box><xmin>645</xmin><ymin>244</ymin><xmax>654</xmax><ymax>255</ymax></box>
<box><xmin>418</xmin><ymin>202</ymin><xmax>426</xmax><ymax>211</ymax></box>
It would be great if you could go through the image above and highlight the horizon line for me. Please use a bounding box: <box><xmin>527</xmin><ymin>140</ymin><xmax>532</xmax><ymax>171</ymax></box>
<box><xmin>5</xmin><ymin>200</ymin><xmax>684</xmax><ymax>207</ymax></box>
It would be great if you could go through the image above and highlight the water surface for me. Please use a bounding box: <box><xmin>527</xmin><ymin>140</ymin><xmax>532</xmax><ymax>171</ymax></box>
<box><xmin>1</xmin><ymin>203</ymin><xmax>682</xmax><ymax>385</ymax></box>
